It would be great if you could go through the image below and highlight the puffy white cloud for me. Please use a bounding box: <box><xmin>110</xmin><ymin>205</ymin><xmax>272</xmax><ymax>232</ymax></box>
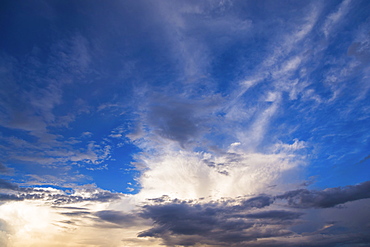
<box><xmin>136</xmin><ymin>142</ymin><xmax>304</xmax><ymax>200</ymax></box>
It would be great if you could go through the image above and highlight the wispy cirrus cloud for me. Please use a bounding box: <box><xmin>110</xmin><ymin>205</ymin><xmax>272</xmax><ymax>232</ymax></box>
<box><xmin>322</xmin><ymin>0</ymin><xmax>352</xmax><ymax>38</ymax></box>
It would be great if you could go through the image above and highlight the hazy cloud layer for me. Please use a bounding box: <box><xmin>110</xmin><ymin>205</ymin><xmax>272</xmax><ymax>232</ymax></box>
<box><xmin>1</xmin><ymin>180</ymin><xmax>369</xmax><ymax>246</ymax></box>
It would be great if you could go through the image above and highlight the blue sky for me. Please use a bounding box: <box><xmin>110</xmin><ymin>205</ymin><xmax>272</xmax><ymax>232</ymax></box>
<box><xmin>0</xmin><ymin>0</ymin><xmax>370</xmax><ymax>246</ymax></box>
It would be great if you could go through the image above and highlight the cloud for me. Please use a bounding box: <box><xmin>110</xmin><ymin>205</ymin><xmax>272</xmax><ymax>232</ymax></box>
<box><xmin>0</xmin><ymin>194</ymin><xmax>23</xmax><ymax>201</ymax></box>
<box><xmin>94</xmin><ymin>210</ymin><xmax>149</xmax><ymax>229</ymax></box>
<box><xmin>0</xmin><ymin>31</ymin><xmax>116</xmax><ymax>182</ymax></box>
<box><xmin>138</xmin><ymin>196</ymin><xmax>284</xmax><ymax>246</ymax></box>
<box><xmin>3</xmin><ymin>179</ymin><xmax>368</xmax><ymax>210</ymax></box>
<box><xmin>136</xmin><ymin>147</ymin><xmax>304</xmax><ymax>200</ymax></box>
<box><xmin>146</xmin><ymin>97</ymin><xmax>208</xmax><ymax>146</ymax></box>
<box><xmin>0</xmin><ymin>162</ymin><xmax>13</xmax><ymax>175</ymax></box>
<box><xmin>50</xmin><ymin>190</ymin><xmax>122</xmax><ymax>205</ymax></box>
<box><xmin>322</xmin><ymin>0</ymin><xmax>352</xmax><ymax>38</ymax></box>
<box><xmin>131</xmin><ymin>78</ymin><xmax>306</xmax><ymax>201</ymax></box>
<box><xmin>0</xmin><ymin>183</ymin><xmax>140</xmax><ymax>245</ymax></box>
<box><xmin>131</xmin><ymin>93</ymin><xmax>223</xmax><ymax>148</ymax></box>
<box><xmin>357</xmin><ymin>154</ymin><xmax>370</xmax><ymax>164</ymax></box>
<box><xmin>0</xmin><ymin>180</ymin><xmax>370</xmax><ymax>246</ymax></box>
<box><xmin>60</xmin><ymin>211</ymin><xmax>91</xmax><ymax>216</ymax></box>
<box><xmin>0</xmin><ymin>1</ymin><xmax>369</xmax><ymax>246</ymax></box>
<box><xmin>239</xmin><ymin>195</ymin><xmax>274</xmax><ymax>209</ymax></box>
<box><xmin>348</xmin><ymin>40</ymin><xmax>370</xmax><ymax>65</ymax></box>
<box><xmin>136</xmin><ymin>181</ymin><xmax>370</xmax><ymax>246</ymax></box>
<box><xmin>0</xmin><ymin>182</ymin><xmax>123</xmax><ymax>205</ymax></box>
<box><xmin>277</xmin><ymin>180</ymin><xmax>370</xmax><ymax>208</ymax></box>
<box><xmin>138</xmin><ymin>185</ymin><xmax>369</xmax><ymax>246</ymax></box>
<box><xmin>347</xmin><ymin>23</ymin><xmax>370</xmax><ymax>69</ymax></box>
<box><xmin>0</xmin><ymin>130</ymin><xmax>114</xmax><ymax>185</ymax></box>
<box><xmin>0</xmin><ymin>178</ymin><xmax>18</xmax><ymax>190</ymax></box>
<box><xmin>0</xmin><ymin>192</ymin><xmax>158</xmax><ymax>246</ymax></box>
<box><xmin>243</xmin><ymin>210</ymin><xmax>303</xmax><ymax>220</ymax></box>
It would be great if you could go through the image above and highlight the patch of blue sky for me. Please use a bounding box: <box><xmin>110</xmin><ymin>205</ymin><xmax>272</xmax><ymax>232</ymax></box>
<box><xmin>80</xmin><ymin>157</ymin><xmax>141</xmax><ymax>194</ymax></box>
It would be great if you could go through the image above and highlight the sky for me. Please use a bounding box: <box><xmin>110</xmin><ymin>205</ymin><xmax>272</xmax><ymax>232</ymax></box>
<box><xmin>0</xmin><ymin>0</ymin><xmax>370</xmax><ymax>246</ymax></box>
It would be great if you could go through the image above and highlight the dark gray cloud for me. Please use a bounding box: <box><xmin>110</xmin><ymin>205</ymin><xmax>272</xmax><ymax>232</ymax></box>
<box><xmin>0</xmin><ymin>193</ymin><xmax>23</xmax><ymax>201</ymax></box>
<box><xmin>95</xmin><ymin>210</ymin><xmax>139</xmax><ymax>226</ymax></box>
<box><xmin>138</xmin><ymin>93</ymin><xmax>222</xmax><ymax>148</ymax></box>
<box><xmin>145</xmin><ymin>99</ymin><xmax>205</xmax><ymax>146</ymax></box>
<box><xmin>138</xmin><ymin>196</ymin><xmax>291</xmax><ymax>246</ymax></box>
<box><xmin>277</xmin><ymin>180</ymin><xmax>370</xmax><ymax>208</ymax></box>
<box><xmin>136</xmin><ymin>181</ymin><xmax>370</xmax><ymax>246</ymax></box>
<box><xmin>148</xmin><ymin>101</ymin><xmax>200</xmax><ymax>145</ymax></box>
<box><xmin>239</xmin><ymin>195</ymin><xmax>273</xmax><ymax>209</ymax></box>
<box><xmin>0</xmin><ymin>163</ymin><xmax>12</xmax><ymax>174</ymax></box>
<box><xmin>137</xmin><ymin>196</ymin><xmax>370</xmax><ymax>246</ymax></box>
<box><xmin>52</xmin><ymin>206</ymin><xmax>89</xmax><ymax>210</ymax></box>
<box><xmin>60</xmin><ymin>211</ymin><xmax>91</xmax><ymax>216</ymax></box>
<box><xmin>236</xmin><ymin>233</ymin><xmax>370</xmax><ymax>247</ymax></box>
<box><xmin>243</xmin><ymin>210</ymin><xmax>303</xmax><ymax>220</ymax></box>
<box><xmin>357</xmin><ymin>154</ymin><xmax>370</xmax><ymax>164</ymax></box>
<box><xmin>0</xmin><ymin>178</ymin><xmax>18</xmax><ymax>190</ymax></box>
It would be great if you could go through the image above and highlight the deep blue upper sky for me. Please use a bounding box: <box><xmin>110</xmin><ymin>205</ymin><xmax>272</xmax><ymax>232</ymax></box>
<box><xmin>0</xmin><ymin>0</ymin><xmax>369</xmax><ymax>194</ymax></box>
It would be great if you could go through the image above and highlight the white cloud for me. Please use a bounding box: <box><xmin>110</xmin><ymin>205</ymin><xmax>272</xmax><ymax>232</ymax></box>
<box><xmin>81</xmin><ymin>132</ymin><xmax>93</xmax><ymax>137</ymax></box>
<box><xmin>237</xmin><ymin>93</ymin><xmax>281</xmax><ymax>151</ymax></box>
<box><xmin>151</xmin><ymin>0</ymin><xmax>253</xmax><ymax>80</ymax></box>
<box><xmin>136</xmin><ymin>141</ymin><xmax>304</xmax><ymax>200</ymax></box>
<box><xmin>322</xmin><ymin>0</ymin><xmax>352</xmax><ymax>38</ymax></box>
<box><xmin>0</xmin><ymin>189</ymin><xmax>159</xmax><ymax>247</ymax></box>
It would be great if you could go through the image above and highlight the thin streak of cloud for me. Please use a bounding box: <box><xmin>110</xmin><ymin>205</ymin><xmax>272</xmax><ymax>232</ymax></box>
<box><xmin>322</xmin><ymin>0</ymin><xmax>352</xmax><ymax>38</ymax></box>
